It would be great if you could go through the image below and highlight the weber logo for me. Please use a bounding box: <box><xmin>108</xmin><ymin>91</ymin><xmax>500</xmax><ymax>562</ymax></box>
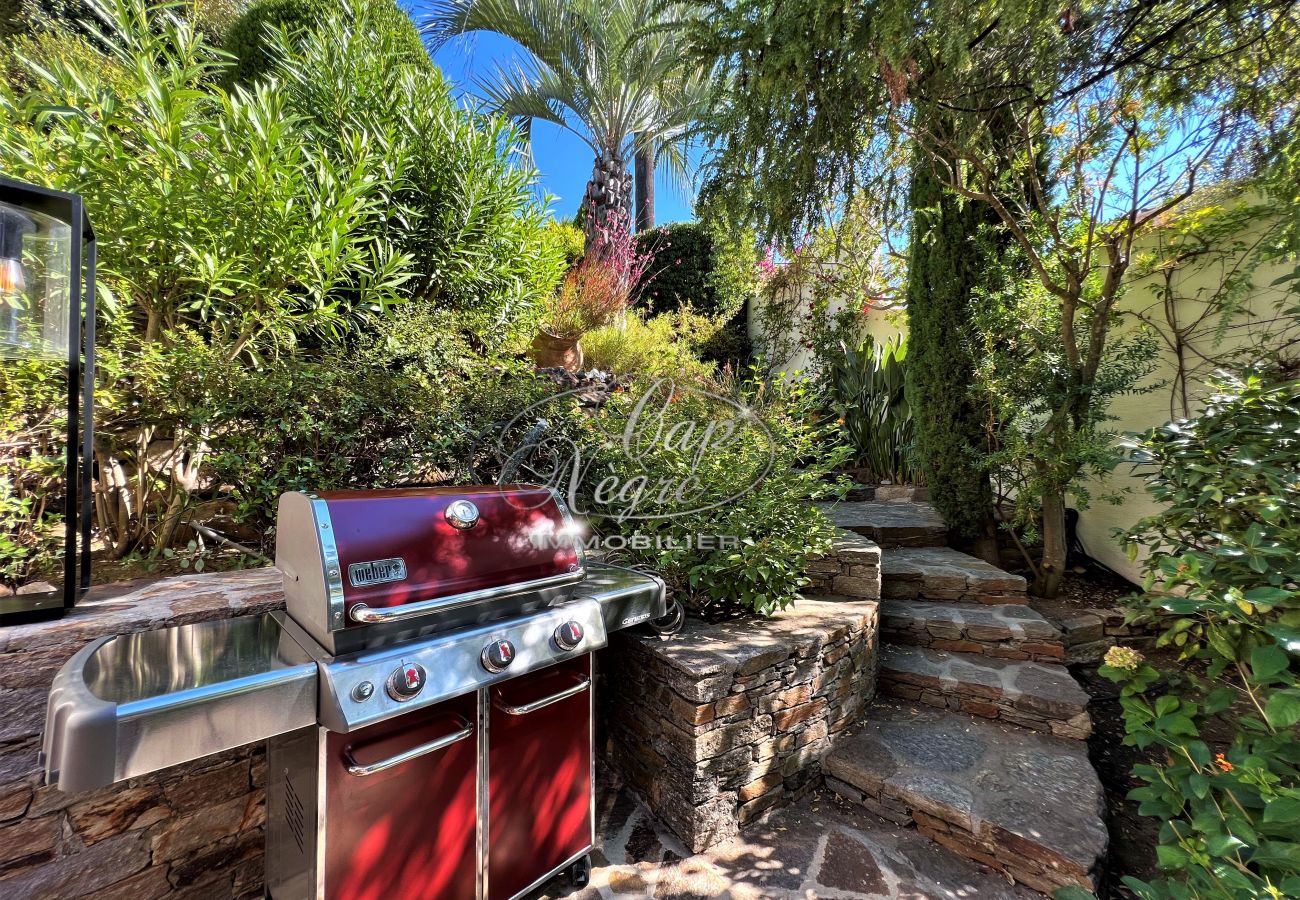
<box><xmin>348</xmin><ymin>557</ymin><xmax>408</xmax><ymax>588</ymax></box>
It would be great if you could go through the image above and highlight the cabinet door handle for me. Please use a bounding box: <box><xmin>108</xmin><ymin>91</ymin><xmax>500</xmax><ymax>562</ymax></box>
<box><xmin>494</xmin><ymin>674</ymin><xmax>590</xmax><ymax>715</ymax></box>
<box><xmin>343</xmin><ymin>716</ymin><xmax>473</xmax><ymax>776</ymax></box>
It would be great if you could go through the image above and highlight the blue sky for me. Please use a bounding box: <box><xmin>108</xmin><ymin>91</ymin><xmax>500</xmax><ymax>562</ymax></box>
<box><xmin>406</xmin><ymin>8</ymin><xmax>700</xmax><ymax>225</ymax></box>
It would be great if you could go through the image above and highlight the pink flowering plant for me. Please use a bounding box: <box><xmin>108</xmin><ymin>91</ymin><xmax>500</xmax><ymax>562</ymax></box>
<box><xmin>542</xmin><ymin>211</ymin><xmax>654</xmax><ymax>339</ymax></box>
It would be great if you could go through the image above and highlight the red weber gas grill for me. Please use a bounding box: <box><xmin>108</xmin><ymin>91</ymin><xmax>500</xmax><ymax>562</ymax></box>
<box><xmin>42</xmin><ymin>486</ymin><xmax>666</xmax><ymax>900</ymax></box>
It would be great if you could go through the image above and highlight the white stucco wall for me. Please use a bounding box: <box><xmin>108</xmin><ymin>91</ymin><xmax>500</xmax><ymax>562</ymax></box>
<box><xmin>1071</xmin><ymin>209</ymin><xmax>1295</xmax><ymax>582</ymax></box>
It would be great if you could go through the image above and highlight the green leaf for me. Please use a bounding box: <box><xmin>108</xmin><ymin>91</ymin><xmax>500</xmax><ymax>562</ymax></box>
<box><xmin>1265</xmin><ymin>626</ymin><xmax>1300</xmax><ymax>653</ymax></box>
<box><xmin>1251</xmin><ymin>644</ymin><xmax>1290</xmax><ymax>681</ymax></box>
<box><xmin>1156</xmin><ymin>843</ymin><xmax>1189</xmax><ymax>868</ymax></box>
<box><xmin>1263</xmin><ymin>797</ymin><xmax>1300</xmax><ymax>825</ymax></box>
<box><xmin>1206</xmin><ymin>832</ymin><xmax>1247</xmax><ymax>856</ymax></box>
<box><xmin>1052</xmin><ymin>888</ymin><xmax>1097</xmax><ymax>900</ymax></box>
<box><xmin>1265</xmin><ymin>691</ymin><xmax>1300</xmax><ymax>728</ymax></box>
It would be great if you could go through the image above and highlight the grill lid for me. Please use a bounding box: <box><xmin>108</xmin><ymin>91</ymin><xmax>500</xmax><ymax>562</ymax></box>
<box><xmin>276</xmin><ymin>486</ymin><xmax>584</xmax><ymax>651</ymax></box>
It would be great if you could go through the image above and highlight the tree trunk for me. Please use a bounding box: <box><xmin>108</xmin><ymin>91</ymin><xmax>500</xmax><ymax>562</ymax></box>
<box><xmin>583</xmin><ymin>146</ymin><xmax>633</xmax><ymax>245</ymax></box>
<box><xmin>1034</xmin><ymin>490</ymin><xmax>1067</xmax><ymax>598</ymax></box>
<box><xmin>634</xmin><ymin>144</ymin><xmax>655</xmax><ymax>232</ymax></box>
<box><xmin>968</xmin><ymin>514</ymin><xmax>1001</xmax><ymax>567</ymax></box>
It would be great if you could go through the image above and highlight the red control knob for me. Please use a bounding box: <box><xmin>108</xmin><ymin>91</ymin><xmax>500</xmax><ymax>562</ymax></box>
<box><xmin>386</xmin><ymin>662</ymin><xmax>425</xmax><ymax>701</ymax></box>
<box><xmin>481</xmin><ymin>639</ymin><xmax>516</xmax><ymax>673</ymax></box>
<box><xmin>554</xmin><ymin>621</ymin><xmax>584</xmax><ymax>651</ymax></box>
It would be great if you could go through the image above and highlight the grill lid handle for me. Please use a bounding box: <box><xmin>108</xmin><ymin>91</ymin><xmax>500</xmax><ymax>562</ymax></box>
<box><xmin>348</xmin><ymin>570</ymin><xmax>585</xmax><ymax>624</ymax></box>
<box><xmin>493</xmin><ymin>673</ymin><xmax>591</xmax><ymax>716</ymax></box>
<box><xmin>343</xmin><ymin>715</ymin><xmax>473</xmax><ymax>777</ymax></box>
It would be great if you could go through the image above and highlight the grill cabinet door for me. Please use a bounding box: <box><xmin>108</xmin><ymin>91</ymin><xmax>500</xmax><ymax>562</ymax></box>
<box><xmin>324</xmin><ymin>692</ymin><xmax>478</xmax><ymax>900</ymax></box>
<box><xmin>487</xmin><ymin>654</ymin><xmax>593</xmax><ymax>900</ymax></box>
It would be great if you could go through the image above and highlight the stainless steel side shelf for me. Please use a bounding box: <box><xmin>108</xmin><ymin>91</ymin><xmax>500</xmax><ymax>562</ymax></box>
<box><xmin>42</xmin><ymin>611</ymin><xmax>318</xmax><ymax>792</ymax></box>
<box><xmin>40</xmin><ymin>564</ymin><xmax>665</xmax><ymax>796</ymax></box>
<box><xmin>576</xmin><ymin>563</ymin><xmax>668</xmax><ymax>633</ymax></box>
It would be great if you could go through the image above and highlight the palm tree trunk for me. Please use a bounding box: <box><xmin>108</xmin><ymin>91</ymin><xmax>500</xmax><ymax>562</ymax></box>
<box><xmin>634</xmin><ymin>145</ymin><xmax>655</xmax><ymax>232</ymax></box>
<box><xmin>583</xmin><ymin>146</ymin><xmax>633</xmax><ymax>244</ymax></box>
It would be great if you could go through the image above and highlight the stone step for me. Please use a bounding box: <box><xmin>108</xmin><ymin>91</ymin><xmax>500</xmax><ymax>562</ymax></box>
<box><xmin>880</xmin><ymin>600</ymin><xmax>1066</xmax><ymax>663</ymax></box>
<box><xmin>824</xmin><ymin>701</ymin><xmax>1107</xmax><ymax>895</ymax></box>
<box><xmin>805</xmin><ymin>530</ymin><xmax>882</xmax><ymax>598</ymax></box>
<box><xmin>881</xmin><ymin>546</ymin><xmax>1029</xmax><ymax>604</ymax></box>
<box><xmin>878</xmin><ymin>645</ymin><xmax>1091</xmax><ymax>739</ymax></box>
<box><xmin>813</xmin><ymin>501</ymin><xmax>948</xmax><ymax>548</ymax></box>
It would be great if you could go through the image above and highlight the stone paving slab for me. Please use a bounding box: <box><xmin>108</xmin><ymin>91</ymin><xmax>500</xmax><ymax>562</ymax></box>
<box><xmin>813</xmin><ymin>502</ymin><xmax>948</xmax><ymax>548</ymax></box>
<box><xmin>878</xmin><ymin>645</ymin><xmax>1091</xmax><ymax>738</ymax></box>
<box><xmin>881</xmin><ymin>547</ymin><xmax>1029</xmax><ymax>603</ymax></box>
<box><xmin>531</xmin><ymin>774</ymin><xmax>1040</xmax><ymax>899</ymax></box>
<box><xmin>823</xmin><ymin>702</ymin><xmax>1107</xmax><ymax>895</ymax></box>
<box><xmin>881</xmin><ymin>600</ymin><xmax>1065</xmax><ymax>662</ymax></box>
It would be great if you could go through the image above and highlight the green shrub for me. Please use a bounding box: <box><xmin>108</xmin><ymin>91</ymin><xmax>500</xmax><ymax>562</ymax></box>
<box><xmin>543</xmin><ymin>220</ymin><xmax>585</xmax><ymax>268</ymax></box>
<box><xmin>1101</xmin><ymin>369</ymin><xmax>1300</xmax><ymax>898</ymax></box>
<box><xmin>0</xmin><ymin>0</ymin><xmax>562</xmax><ymax>568</ymax></box>
<box><xmin>635</xmin><ymin>221</ymin><xmax>757</xmax><ymax>320</ymax></box>
<box><xmin>270</xmin><ymin>0</ymin><xmax>564</xmax><ymax>341</ymax></box>
<box><xmin>165</xmin><ymin>317</ymin><xmax>557</xmax><ymax>542</ymax></box>
<box><xmin>576</xmin><ymin>375</ymin><xmax>849</xmax><ymax>614</ymax></box>
<box><xmin>221</xmin><ymin>0</ymin><xmax>429</xmax><ymax>85</ymax></box>
<box><xmin>580</xmin><ymin>310</ymin><xmax>719</xmax><ymax>381</ymax></box>
<box><xmin>0</xmin><ymin>357</ymin><xmax>66</xmax><ymax>587</ymax></box>
<box><xmin>827</xmin><ymin>335</ymin><xmax>916</xmax><ymax>484</ymax></box>
<box><xmin>2</xmin><ymin>0</ymin><xmax>412</xmax><ymax>354</ymax></box>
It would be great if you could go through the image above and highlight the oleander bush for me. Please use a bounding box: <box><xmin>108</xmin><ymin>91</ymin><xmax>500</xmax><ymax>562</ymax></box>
<box><xmin>222</xmin><ymin>0</ymin><xmax>430</xmax><ymax>86</ymax></box>
<box><xmin>1101</xmin><ymin>369</ymin><xmax>1300</xmax><ymax>899</ymax></box>
<box><xmin>0</xmin><ymin>0</ymin><xmax>561</xmax><ymax>575</ymax></box>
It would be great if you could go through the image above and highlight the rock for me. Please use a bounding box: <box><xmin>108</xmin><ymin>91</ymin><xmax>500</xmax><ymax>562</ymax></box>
<box><xmin>604</xmin><ymin>600</ymin><xmax>879</xmax><ymax>853</ymax></box>
<box><xmin>881</xmin><ymin>546</ymin><xmax>1029</xmax><ymax>603</ymax></box>
<box><xmin>878</xmin><ymin>644</ymin><xmax>1091</xmax><ymax>736</ymax></box>
<box><xmin>881</xmin><ymin>600</ymin><xmax>1065</xmax><ymax>663</ymax></box>
<box><xmin>812</xmin><ymin>502</ymin><xmax>948</xmax><ymax>548</ymax></box>
<box><xmin>825</xmin><ymin>701</ymin><xmax>1107</xmax><ymax>893</ymax></box>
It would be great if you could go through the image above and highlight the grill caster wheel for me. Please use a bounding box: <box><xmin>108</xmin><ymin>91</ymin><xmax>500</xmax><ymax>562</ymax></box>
<box><xmin>568</xmin><ymin>854</ymin><xmax>591</xmax><ymax>888</ymax></box>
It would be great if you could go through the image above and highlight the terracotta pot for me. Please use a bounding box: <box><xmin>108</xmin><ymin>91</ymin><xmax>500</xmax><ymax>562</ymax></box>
<box><xmin>530</xmin><ymin>329</ymin><xmax>583</xmax><ymax>371</ymax></box>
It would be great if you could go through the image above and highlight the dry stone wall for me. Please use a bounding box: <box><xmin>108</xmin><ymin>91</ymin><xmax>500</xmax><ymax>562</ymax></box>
<box><xmin>0</xmin><ymin>569</ymin><xmax>284</xmax><ymax>899</ymax></box>
<box><xmin>805</xmin><ymin>531</ymin><xmax>882</xmax><ymax>598</ymax></box>
<box><xmin>602</xmin><ymin>598</ymin><xmax>880</xmax><ymax>853</ymax></box>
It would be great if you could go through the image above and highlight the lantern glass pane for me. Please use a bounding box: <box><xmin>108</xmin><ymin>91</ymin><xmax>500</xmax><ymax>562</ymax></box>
<box><xmin>0</xmin><ymin>200</ymin><xmax>73</xmax><ymax>361</ymax></box>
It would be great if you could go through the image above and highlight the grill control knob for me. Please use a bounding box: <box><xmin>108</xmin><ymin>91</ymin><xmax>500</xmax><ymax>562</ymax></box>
<box><xmin>481</xmin><ymin>639</ymin><xmax>516</xmax><ymax>673</ymax></box>
<box><xmin>554</xmin><ymin>621</ymin><xmax>584</xmax><ymax>651</ymax></box>
<box><xmin>386</xmin><ymin>663</ymin><xmax>426</xmax><ymax>702</ymax></box>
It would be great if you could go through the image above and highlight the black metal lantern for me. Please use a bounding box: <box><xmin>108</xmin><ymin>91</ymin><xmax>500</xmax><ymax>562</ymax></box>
<box><xmin>0</xmin><ymin>177</ymin><xmax>95</xmax><ymax>625</ymax></box>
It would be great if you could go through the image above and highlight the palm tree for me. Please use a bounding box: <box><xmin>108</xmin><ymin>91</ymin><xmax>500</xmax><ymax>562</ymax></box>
<box><xmin>422</xmin><ymin>0</ymin><xmax>705</xmax><ymax>241</ymax></box>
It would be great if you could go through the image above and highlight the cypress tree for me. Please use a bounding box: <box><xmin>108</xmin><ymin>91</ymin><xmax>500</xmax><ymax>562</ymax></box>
<box><xmin>905</xmin><ymin>110</ymin><xmax>1000</xmax><ymax>562</ymax></box>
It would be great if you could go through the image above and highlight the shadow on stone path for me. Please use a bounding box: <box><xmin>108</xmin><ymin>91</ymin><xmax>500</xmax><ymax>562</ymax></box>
<box><xmin>529</xmin><ymin>773</ymin><xmax>1041</xmax><ymax>899</ymax></box>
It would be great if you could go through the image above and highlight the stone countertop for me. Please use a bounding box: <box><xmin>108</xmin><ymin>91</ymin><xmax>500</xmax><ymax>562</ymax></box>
<box><xmin>618</xmin><ymin>598</ymin><xmax>877</xmax><ymax>680</ymax></box>
<box><xmin>0</xmin><ymin>568</ymin><xmax>285</xmax><ymax>655</ymax></box>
